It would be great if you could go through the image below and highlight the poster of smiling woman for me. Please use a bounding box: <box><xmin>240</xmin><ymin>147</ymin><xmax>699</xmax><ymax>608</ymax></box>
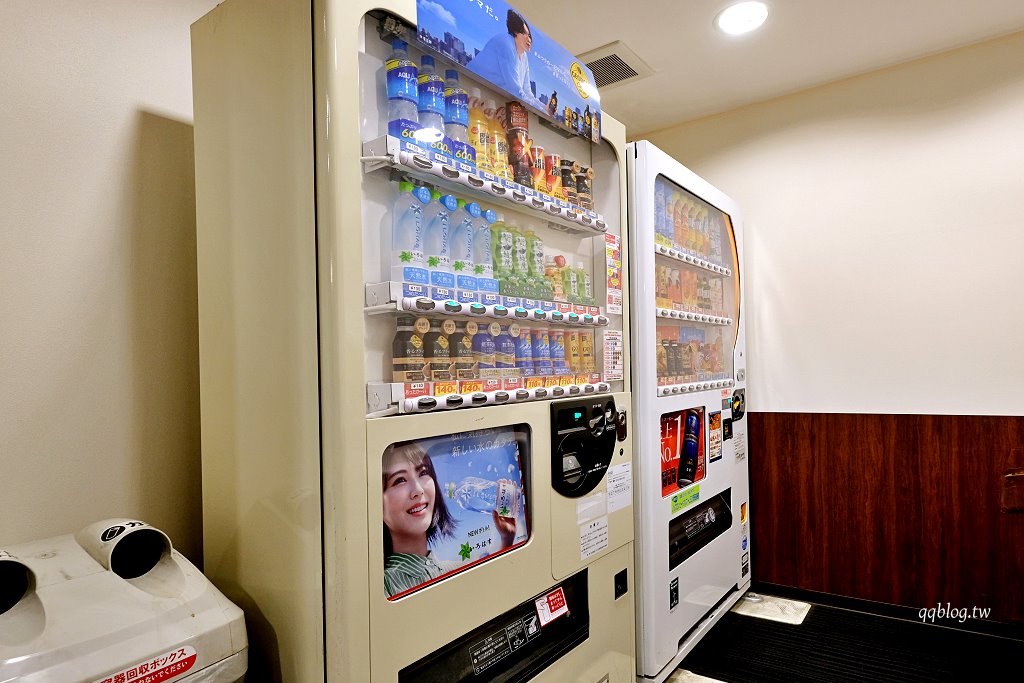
<box><xmin>415</xmin><ymin>0</ymin><xmax>601</xmax><ymax>140</ymax></box>
<box><xmin>381</xmin><ymin>426</ymin><xmax>531</xmax><ymax>599</ymax></box>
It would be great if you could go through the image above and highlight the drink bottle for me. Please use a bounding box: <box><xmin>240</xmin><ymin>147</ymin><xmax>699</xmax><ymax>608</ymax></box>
<box><xmin>390</xmin><ymin>182</ymin><xmax>431</xmax><ymax>284</ymax></box>
<box><xmin>385</xmin><ymin>39</ymin><xmax>420</xmax><ymax>141</ymax></box>
<box><xmin>423</xmin><ymin>191</ymin><xmax>458</xmax><ymax>287</ymax></box>
<box><xmin>417</xmin><ymin>55</ymin><xmax>445</xmax><ymax>142</ymax></box>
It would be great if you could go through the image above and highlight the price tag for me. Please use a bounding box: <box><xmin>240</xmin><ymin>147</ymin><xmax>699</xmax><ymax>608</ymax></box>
<box><xmin>525</xmin><ymin>377</ymin><xmax>546</xmax><ymax>389</ymax></box>
<box><xmin>558</xmin><ymin>375</ymin><xmax>574</xmax><ymax>387</ymax></box>
<box><xmin>503</xmin><ymin>377</ymin><xmax>523</xmax><ymax>391</ymax></box>
<box><xmin>404</xmin><ymin>382</ymin><xmax>429</xmax><ymax>399</ymax></box>
<box><xmin>460</xmin><ymin>379</ymin><xmax>484</xmax><ymax>393</ymax></box>
<box><xmin>433</xmin><ymin>381</ymin><xmax>459</xmax><ymax>396</ymax></box>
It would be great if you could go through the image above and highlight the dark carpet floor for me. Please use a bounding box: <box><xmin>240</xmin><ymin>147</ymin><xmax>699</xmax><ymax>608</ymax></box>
<box><xmin>679</xmin><ymin>589</ymin><xmax>1024</xmax><ymax>682</ymax></box>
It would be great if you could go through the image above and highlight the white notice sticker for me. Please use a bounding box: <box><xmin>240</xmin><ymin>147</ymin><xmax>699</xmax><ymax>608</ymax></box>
<box><xmin>576</xmin><ymin>491</ymin><xmax>607</xmax><ymax>525</ymax></box>
<box><xmin>734</xmin><ymin>425</ymin><xmax>747</xmax><ymax>462</ymax></box>
<box><xmin>606</xmin><ymin>462</ymin><xmax>632</xmax><ymax>513</ymax></box>
<box><xmin>580</xmin><ymin>516</ymin><xmax>609</xmax><ymax>560</ymax></box>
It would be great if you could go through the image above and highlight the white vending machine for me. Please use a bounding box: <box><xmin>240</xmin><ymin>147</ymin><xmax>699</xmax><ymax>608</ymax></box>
<box><xmin>192</xmin><ymin>0</ymin><xmax>636</xmax><ymax>681</ymax></box>
<box><xmin>626</xmin><ymin>141</ymin><xmax>751</xmax><ymax>682</ymax></box>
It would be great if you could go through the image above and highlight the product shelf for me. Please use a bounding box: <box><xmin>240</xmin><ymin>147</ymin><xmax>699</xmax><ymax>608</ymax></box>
<box><xmin>655</xmin><ymin>307</ymin><xmax>732</xmax><ymax>326</ymax></box>
<box><xmin>361</xmin><ymin>135</ymin><xmax>608</xmax><ymax>236</ymax></box>
<box><xmin>656</xmin><ymin>379</ymin><xmax>735</xmax><ymax>397</ymax></box>
<box><xmin>367</xmin><ymin>377</ymin><xmax>610</xmax><ymax>416</ymax></box>
<box><xmin>654</xmin><ymin>244</ymin><xmax>732</xmax><ymax>276</ymax></box>
<box><xmin>365</xmin><ymin>281</ymin><xmax>609</xmax><ymax>327</ymax></box>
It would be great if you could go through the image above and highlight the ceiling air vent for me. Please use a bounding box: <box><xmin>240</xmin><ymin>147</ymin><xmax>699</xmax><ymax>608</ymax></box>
<box><xmin>578</xmin><ymin>41</ymin><xmax>654</xmax><ymax>90</ymax></box>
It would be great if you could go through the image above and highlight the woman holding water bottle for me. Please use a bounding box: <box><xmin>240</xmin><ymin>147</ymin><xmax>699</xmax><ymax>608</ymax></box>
<box><xmin>382</xmin><ymin>441</ymin><xmax>516</xmax><ymax>597</ymax></box>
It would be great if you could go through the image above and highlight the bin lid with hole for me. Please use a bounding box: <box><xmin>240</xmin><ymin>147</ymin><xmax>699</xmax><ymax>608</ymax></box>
<box><xmin>0</xmin><ymin>530</ymin><xmax>247</xmax><ymax>682</ymax></box>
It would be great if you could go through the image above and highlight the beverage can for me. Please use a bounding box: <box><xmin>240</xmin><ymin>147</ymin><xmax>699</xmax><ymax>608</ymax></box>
<box><xmin>561</xmin><ymin>160</ymin><xmax>579</xmax><ymax>205</ymax></box>
<box><xmin>531</xmin><ymin>326</ymin><xmax>552</xmax><ymax>374</ymax></box>
<box><xmin>530</xmin><ymin>144</ymin><xmax>546</xmax><ymax>193</ymax></box>
<box><xmin>544</xmin><ymin>154</ymin><xmax>562</xmax><ymax>198</ymax></box>
<box><xmin>505</xmin><ymin>101</ymin><xmax>530</xmax><ymax>133</ymax></box>
<box><xmin>550</xmin><ymin>328</ymin><xmax>567</xmax><ymax>371</ymax></box>
<box><xmin>575</xmin><ymin>166</ymin><xmax>593</xmax><ymax>210</ymax></box>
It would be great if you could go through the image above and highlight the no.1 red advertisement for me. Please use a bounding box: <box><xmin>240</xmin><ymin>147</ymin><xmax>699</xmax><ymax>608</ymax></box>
<box><xmin>660</xmin><ymin>408</ymin><xmax>705</xmax><ymax>497</ymax></box>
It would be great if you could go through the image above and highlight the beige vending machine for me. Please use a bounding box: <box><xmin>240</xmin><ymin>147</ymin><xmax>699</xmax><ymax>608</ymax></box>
<box><xmin>191</xmin><ymin>0</ymin><xmax>635</xmax><ymax>681</ymax></box>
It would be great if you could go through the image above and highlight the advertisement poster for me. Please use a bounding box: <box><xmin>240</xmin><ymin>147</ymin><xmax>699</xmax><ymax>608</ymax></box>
<box><xmin>660</xmin><ymin>408</ymin><xmax>706</xmax><ymax>497</ymax></box>
<box><xmin>709</xmin><ymin>411</ymin><xmax>723</xmax><ymax>462</ymax></box>
<box><xmin>416</xmin><ymin>0</ymin><xmax>601</xmax><ymax>140</ymax></box>
<box><xmin>605</xmin><ymin>233</ymin><xmax>622</xmax><ymax>314</ymax></box>
<box><xmin>382</xmin><ymin>426</ymin><xmax>530</xmax><ymax>599</ymax></box>
<box><xmin>602</xmin><ymin>329</ymin><xmax>623</xmax><ymax>381</ymax></box>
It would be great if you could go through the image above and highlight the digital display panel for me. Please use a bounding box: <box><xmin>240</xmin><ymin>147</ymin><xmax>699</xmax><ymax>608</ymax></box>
<box><xmin>382</xmin><ymin>425</ymin><xmax>531</xmax><ymax>599</ymax></box>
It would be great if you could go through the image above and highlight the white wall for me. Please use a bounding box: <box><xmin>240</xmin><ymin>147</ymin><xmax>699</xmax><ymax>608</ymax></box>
<box><xmin>1</xmin><ymin>1</ymin><xmax>220</xmax><ymax>560</ymax></box>
<box><xmin>644</xmin><ymin>32</ymin><xmax>1024</xmax><ymax>416</ymax></box>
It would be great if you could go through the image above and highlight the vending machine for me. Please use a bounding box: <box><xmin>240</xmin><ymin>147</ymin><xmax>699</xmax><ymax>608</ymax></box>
<box><xmin>626</xmin><ymin>141</ymin><xmax>750</xmax><ymax>682</ymax></box>
<box><xmin>191</xmin><ymin>0</ymin><xmax>635</xmax><ymax>681</ymax></box>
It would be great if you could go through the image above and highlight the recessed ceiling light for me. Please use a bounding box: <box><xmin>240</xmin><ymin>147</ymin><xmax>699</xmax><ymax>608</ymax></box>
<box><xmin>715</xmin><ymin>1</ymin><xmax>769</xmax><ymax>36</ymax></box>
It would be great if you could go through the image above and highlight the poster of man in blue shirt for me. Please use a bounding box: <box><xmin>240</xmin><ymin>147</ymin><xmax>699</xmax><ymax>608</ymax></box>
<box><xmin>415</xmin><ymin>0</ymin><xmax>600</xmax><ymax>140</ymax></box>
<box><xmin>470</xmin><ymin>9</ymin><xmax>545</xmax><ymax>110</ymax></box>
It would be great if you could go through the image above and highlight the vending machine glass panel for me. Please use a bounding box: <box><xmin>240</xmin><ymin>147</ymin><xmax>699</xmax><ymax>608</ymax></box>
<box><xmin>382</xmin><ymin>425</ymin><xmax>531</xmax><ymax>599</ymax></box>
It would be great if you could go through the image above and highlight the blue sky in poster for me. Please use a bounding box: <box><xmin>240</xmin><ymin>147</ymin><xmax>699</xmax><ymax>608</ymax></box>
<box><xmin>415</xmin><ymin>0</ymin><xmax>601</xmax><ymax>136</ymax></box>
<box><xmin>419</xmin><ymin>427</ymin><xmax>529</xmax><ymax>565</ymax></box>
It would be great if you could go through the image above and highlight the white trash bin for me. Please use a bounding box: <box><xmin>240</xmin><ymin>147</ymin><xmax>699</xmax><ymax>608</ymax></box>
<box><xmin>0</xmin><ymin>519</ymin><xmax>247</xmax><ymax>682</ymax></box>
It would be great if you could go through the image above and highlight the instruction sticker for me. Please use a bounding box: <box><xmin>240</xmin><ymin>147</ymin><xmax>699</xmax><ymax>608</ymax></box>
<box><xmin>93</xmin><ymin>646</ymin><xmax>197</xmax><ymax>683</ymax></box>
<box><xmin>734</xmin><ymin>425</ymin><xmax>747</xmax><ymax>462</ymax></box>
<box><xmin>606</xmin><ymin>462</ymin><xmax>632</xmax><ymax>513</ymax></box>
<box><xmin>580</xmin><ymin>516</ymin><xmax>609</xmax><ymax>559</ymax></box>
<box><xmin>535</xmin><ymin>587</ymin><xmax>569</xmax><ymax>627</ymax></box>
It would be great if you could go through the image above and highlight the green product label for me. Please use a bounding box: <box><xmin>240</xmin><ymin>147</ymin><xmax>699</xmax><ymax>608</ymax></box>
<box><xmin>670</xmin><ymin>485</ymin><xmax>700</xmax><ymax>514</ymax></box>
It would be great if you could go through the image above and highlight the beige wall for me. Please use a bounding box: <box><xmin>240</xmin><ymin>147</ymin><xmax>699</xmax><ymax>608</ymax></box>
<box><xmin>2</xmin><ymin>1</ymin><xmax>1021</xmax><ymax>567</ymax></box>
<box><xmin>1</xmin><ymin>1</ymin><xmax>220</xmax><ymax>561</ymax></box>
<box><xmin>643</xmin><ymin>32</ymin><xmax>1024</xmax><ymax>415</ymax></box>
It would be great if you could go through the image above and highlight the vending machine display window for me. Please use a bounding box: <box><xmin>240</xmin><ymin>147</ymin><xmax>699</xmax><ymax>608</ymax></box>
<box><xmin>382</xmin><ymin>425</ymin><xmax>531</xmax><ymax>599</ymax></box>
<box><xmin>659</xmin><ymin>408</ymin><xmax>706</xmax><ymax>496</ymax></box>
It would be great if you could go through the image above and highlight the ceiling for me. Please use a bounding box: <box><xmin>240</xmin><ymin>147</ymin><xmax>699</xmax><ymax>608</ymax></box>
<box><xmin>509</xmin><ymin>0</ymin><xmax>1024</xmax><ymax>135</ymax></box>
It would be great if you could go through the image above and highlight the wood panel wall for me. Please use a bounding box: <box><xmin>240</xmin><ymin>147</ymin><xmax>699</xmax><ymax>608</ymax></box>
<box><xmin>747</xmin><ymin>413</ymin><xmax>1024</xmax><ymax>623</ymax></box>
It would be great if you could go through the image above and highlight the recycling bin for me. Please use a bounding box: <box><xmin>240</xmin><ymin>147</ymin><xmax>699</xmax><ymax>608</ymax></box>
<box><xmin>0</xmin><ymin>519</ymin><xmax>247</xmax><ymax>682</ymax></box>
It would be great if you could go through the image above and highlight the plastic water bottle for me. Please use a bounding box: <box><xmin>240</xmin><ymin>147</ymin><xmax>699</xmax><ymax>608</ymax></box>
<box><xmin>454</xmin><ymin>477</ymin><xmax>520</xmax><ymax>519</ymax></box>
<box><xmin>417</xmin><ymin>56</ymin><xmax>446</xmax><ymax>143</ymax></box>
<box><xmin>385</xmin><ymin>40</ymin><xmax>420</xmax><ymax>141</ymax></box>
<box><xmin>423</xmin><ymin>191</ymin><xmax>457</xmax><ymax>287</ymax></box>
<box><xmin>391</xmin><ymin>182</ymin><xmax>431</xmax><ymax>285</ymax></box>
<box><xmin>473</xmin><ymin>208</ymin><xmax>496</xmax><ymax>280</ymax></box>
<box><xmin>443</xmin><ymin>70</ymin><xmax>469</xmax><ymax>143</ymax></box>
<box><xmin>451</xmin><ymin>200</ymin><xmax>478</xmax><ymax>291</ymax></box>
